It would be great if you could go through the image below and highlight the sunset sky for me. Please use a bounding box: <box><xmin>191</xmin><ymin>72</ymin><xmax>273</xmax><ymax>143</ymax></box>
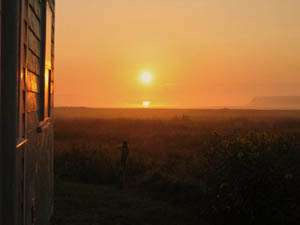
<box><xmin>55</xmin><ymin>0</ymin><xmax>300</xmax><ymax>108</ymax></box>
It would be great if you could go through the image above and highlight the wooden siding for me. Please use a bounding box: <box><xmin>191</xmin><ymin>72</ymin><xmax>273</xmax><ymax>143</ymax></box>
<box><xmin>18</xmin><ymin>0</ymin><xmax>55</xmax><ymax>224</ymax></box>
<box><xmin>1</xmin><ymin>0</ymin><xmax>54</xmax><ymax>224</ymax></box>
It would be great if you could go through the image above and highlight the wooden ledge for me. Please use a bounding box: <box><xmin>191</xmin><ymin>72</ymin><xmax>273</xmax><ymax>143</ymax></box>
<box><xmin>16</xmin><ymin>139</ymin><xmax>28</xmax><ymax>149</ymax></box>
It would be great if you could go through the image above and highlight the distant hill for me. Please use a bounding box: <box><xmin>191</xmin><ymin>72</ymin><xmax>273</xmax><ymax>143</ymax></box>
<box><xmin>248</xmin><ymin>96</ymin><xmax>300</xmax><ymax>109</ymax></box>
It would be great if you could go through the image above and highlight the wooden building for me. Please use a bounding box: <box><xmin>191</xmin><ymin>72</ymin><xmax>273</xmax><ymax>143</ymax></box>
<box><xmin>1</xmin><ymin>0</ymin><xmax>55</xmax><ymax>224</ymax></box>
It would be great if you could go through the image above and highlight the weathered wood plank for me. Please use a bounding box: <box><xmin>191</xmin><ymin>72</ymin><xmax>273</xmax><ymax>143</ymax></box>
<box><xmin>27</xmin><ymin>111</ymin><xmax>39</xmax><ymax>131</ymax></box>
<box><xmin>27</xmin><ymin>91</ymin><xmax>39</xmax><ymax>112</ymax></box>
<box><xmin>26</xmin><ymin>71</ymin><xmax>40</xmax><ymax>93</ymax></box>
<box><xmin>28</xmin><ymin>7</ymin><xmax>41</xmax><ymax>39</ymax></box>
<box><xmin>28</xmin><ymin>29</ymin><xmax>40</xmax><ymax>56</ymax></box>
<box><xmin>27</xmin><ymin>49</ymin><xmax>40</xmax><ymax>75</ymax></box>
<box><xmin>29</xmin><ymin>0</ymin><xmax>41</xmax><ymax>19</ymax></box>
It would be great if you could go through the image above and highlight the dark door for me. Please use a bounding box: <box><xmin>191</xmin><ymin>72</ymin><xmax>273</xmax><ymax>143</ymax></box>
<box><xmin>16</xmin><ymin>1</ymin><xmax>26</xmax><ymax>224</ymax></box>
<box><xmin>1</xmin><ymin>0</ymin><xmax>21</xmax><ymax>224</ymax></box>
<box><xmin>0</xmin><ymin>0</ymin><xmax>2</xmax><ymax>222</ymax></box>
<box><xmin>0</xmin><ymin>0</ymin><xmax>3</xmax><ymax>221</ymax></box>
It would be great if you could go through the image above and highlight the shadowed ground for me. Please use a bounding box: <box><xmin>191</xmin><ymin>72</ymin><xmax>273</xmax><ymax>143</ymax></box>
<box><xmin>51</xmin><ymin>181</ymin><xmax>207</xmax><ymax>225</ymax></box>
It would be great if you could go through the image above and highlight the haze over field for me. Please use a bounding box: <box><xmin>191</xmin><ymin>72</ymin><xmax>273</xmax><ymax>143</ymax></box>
<box><xmin>56</xmin><ymin>0</ymin><xmax>300</xmax><ymax>108</ymax></box>
<box><xmin>249</xmin><ymin>96</ymin><xmax>300</xmax><ymax>109</ymax></box>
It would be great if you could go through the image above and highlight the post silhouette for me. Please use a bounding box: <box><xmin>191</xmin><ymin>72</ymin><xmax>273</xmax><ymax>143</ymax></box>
<box><xmin>119</xmin><ymin>141</ymin><xmax>129</xmax><ymax>188</ymax></box>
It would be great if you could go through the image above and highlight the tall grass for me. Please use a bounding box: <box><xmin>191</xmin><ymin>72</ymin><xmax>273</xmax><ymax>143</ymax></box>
<box><xmin>55</xmin><ymin>116</ymin><xmax>300</xmax><ymax>225</ymax></box>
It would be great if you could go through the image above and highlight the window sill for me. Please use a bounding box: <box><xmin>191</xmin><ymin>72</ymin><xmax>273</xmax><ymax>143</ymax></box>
<box><xmin>16</xmin><ymin>139</ymin><xmax>28</xmax><ymax>149</ymax></box>
<box><xmin>37</xmin><ymin>118</ymin><xmax>51</xmax><ymax>133</ymax></box>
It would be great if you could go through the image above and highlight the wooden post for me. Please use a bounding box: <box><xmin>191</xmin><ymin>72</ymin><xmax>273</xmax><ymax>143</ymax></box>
<box><xmin>0</xmin><ymin>0</ymin><xmax>2</xmax><ymax>221</ymax></box>
<box><xmin>1</xmin><ymin>0</ymin><xmax>20</xmax><ymax>224</ymax></box>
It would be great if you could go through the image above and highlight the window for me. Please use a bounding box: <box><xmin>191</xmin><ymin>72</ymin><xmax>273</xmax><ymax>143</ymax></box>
<box><xmin>17</xmin><ymin>0</ymin><xmax>27</xmax><ymax>142</ymax></box>
<box><xmin>0</xmin><ymin>0</ymin><xmax>2</xmax><ymax>146</ymax></box>
<box><xmin>45</xmin><ymin>3</ymin><xmax>52</xmax><ymax>69</ymax></box>
<box><xmin>41</xmin><ymin>1</ymin><xmax>53</xmax><ymax>121</ymax></box>
<box><xmin>44</xmin><ymin>69</ymin><xmax>50</xmax><ymax>117</ymax></box>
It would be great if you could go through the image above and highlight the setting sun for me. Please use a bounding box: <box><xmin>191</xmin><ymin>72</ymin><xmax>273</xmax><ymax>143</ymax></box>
<box><xmin>139</xmin><ymin>71</ymin><xmax>153</xmax><ymax>85</ymax></box>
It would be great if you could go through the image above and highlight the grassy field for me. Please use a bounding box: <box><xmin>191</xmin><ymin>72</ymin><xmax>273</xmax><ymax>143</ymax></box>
<box><xmin>53</xmin><ymin>109</ymin><xmax>300</xmax><ymax>225</ymax></box>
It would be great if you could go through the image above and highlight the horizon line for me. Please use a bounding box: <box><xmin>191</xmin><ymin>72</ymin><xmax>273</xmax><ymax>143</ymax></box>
<box><xmin>54</xmin><ymin>106</ymin><xmax>300</xmax><ymax>111</ymax></box>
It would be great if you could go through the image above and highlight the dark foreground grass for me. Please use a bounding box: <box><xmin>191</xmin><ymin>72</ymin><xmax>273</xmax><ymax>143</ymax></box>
<box><xmin>51</xmin><ymin>181</ymin><xmax>206</xmax><ymax>225</ymax></box>
<box><xmin>53</xmin><ymin>111</ymin><xmax>300</xmax><ymax>225</ymax></box>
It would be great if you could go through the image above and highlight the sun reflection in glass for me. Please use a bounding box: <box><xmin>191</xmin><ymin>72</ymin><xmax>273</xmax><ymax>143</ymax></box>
<box><xmin>142</xmin><ymin>101</ymin><xmax>151</xmax><ymax>108</ymax></box>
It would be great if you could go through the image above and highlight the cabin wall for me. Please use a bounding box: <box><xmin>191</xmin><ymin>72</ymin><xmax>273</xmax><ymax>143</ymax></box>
<box><xmin>0</xmin><ymin>0</ymin><xmax>54</xmax><ymax>224</ymax></box>
<box><xmin>17</xmin><ymin>0</ymin><xmax>55</xmax><ymax>224</ymax></box>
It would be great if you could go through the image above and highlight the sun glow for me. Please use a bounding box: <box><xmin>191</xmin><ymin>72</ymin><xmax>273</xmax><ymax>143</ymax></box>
<box><xmin>139</xmin><ymin>71</ymin><xmax>153</xmax><ymax>85</ymax></box>
<box><xmin>142</xmin><ymin>101</ymin><xmax>151</xmax><ymax>108</ymax></box>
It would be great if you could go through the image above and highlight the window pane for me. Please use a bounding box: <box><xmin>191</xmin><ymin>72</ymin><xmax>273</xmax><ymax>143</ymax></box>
<box><xmin>45</xmin><ymin>3</ymin><xmax>52</xmax><ymax>69</ymax></box>
<box><xmin>44</xmin><ymin>69</ymin><xmax>49</xmax><ymax>118</ymax></box>
<box><xmin>42</xmin><ymin>3</ymin><xmax>53</xmax><ymax>119</ymax></box>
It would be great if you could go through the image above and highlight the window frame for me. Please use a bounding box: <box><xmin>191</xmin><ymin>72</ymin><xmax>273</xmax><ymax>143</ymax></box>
<box><xmin>40</xmin><ymin>0</ymin><xmax>53</xmax><ymax>123</ymax></box>
<box><xmin>17</xmin><ymin>0</ymin><xmax>27</xmax><ymax>143</ymax></box>
<box><xmin>0</xmin><ymin>0</ymin><xmax>2</xmax><ymax>146</ymax></box>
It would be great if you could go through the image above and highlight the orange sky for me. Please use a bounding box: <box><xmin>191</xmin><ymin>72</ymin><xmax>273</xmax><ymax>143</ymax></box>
<box><xmin>55</xmin><ymin>0</ymin><xmax>300</xmax><ymax>108</ymax></box>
